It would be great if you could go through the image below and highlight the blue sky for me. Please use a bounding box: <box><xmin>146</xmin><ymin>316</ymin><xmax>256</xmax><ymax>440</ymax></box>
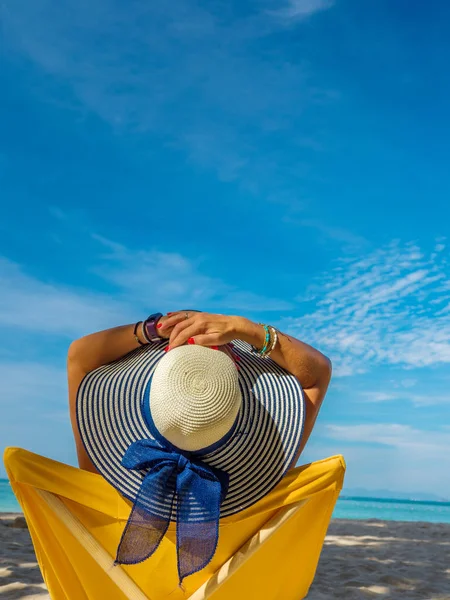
<box><xmin>1</xmin><ymin>0</ymin><xmax>450</xmax><ymax>499</ymax></box>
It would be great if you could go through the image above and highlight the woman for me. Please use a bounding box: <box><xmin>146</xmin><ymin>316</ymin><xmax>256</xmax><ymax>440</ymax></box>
<box><xmin>68</xmin><ymin>310</ymin><xmax>332</xmax><ymax>474</ymax></box>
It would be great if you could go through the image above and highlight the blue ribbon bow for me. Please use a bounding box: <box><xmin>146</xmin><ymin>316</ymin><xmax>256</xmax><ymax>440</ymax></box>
<box><xmin>115</xmin><ymin>439</ymin><xmax>229</xmax><ymax>585</ymax></box>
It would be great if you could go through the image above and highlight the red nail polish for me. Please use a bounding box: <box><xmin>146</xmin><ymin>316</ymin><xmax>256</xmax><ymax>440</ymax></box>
<box><xmin>157</xmin><ymin>323</ymin><xmax>163</xmax><ymax>328</ymax></box>
<box><xmin>164</xmin><ymin>345</ymin><xmax>171</xmax><ymax>352</ymax></box>
<box><xmin>211</xmin><ymin>346</ymin><xmax>219</xmax><ymax>350</ymax></box>
<box><xmin>167</xmin><ymin>312</ymin><xmax>174</xmax><ymax>315</ymax></box>
<box><xmin>187</xmin><ymin>338</ymin><xmax>195</xmax><ymax>345</ymax></box>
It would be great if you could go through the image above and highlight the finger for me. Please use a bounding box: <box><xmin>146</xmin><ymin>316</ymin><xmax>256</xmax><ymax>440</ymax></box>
<box><xmin>169</xmin><ymin>315</ymin><xmax>204</xmax><ymax>345</ymax></box>
<box><xmin>169</xmin><ymin>322</ymin><xmax>205</xmax><ymax>348</ymax></box>
<box><xmin>188</xmin><ymin>333</ymin><xmax>222</xmax><ymax>347</ymax></box>
<box><xmin>156</xmin><ymin>325</ymin><xmax>174</xmax><ymax>340</ymax></box>
<box><xmin>159</xmin><ymin>312</ymin><xmax>190</xmax><ymax>333</ymax></box>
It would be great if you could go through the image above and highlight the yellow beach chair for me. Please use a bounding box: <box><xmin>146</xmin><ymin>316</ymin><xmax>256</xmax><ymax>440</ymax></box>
<box><xmin>4</xmin><ymin>447</ymin><xmax>345</xmax><ymax>600</ymax></box>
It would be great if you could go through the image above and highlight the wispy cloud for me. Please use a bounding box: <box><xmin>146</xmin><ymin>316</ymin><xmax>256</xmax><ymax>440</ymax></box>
<box><xmin>284</xmin><ymin>239</ymin><xmax>450</xmax><ymax>375</ymax></box>
<box><xmin>270</xmin><ymin>0</ymin><xmax>335</xmax><ymax>21</ymax></box>
<box><xmin>363</xmin><ymin>390</ymin><xmax>449</xmax><ymax>407</ymax></box>
<box><xmin>1</xmin><ymin>0</ymin><xmax>338</xmax><ymax>203</ymax></box>
<box><xmin>92</xmin><ymin>235</ymin><xmax>294</xmax><ymax>311</ymax></box>
<box><xmin>326</xmin><ymin>423</ymin><xmax>450</xmax><ymax>458</ymax></box>
<box><xmin>363</xmin><ymin>391</ymin><xmax>399</xmax><ymax>403</ymax></box>
<box><xmin>286</xmin><ymin>216</ymin><xmax>368</xmax><ymax>248</ymax></box>
<box><xmin>0</xmin><ymin>256</ymin><xmax>127</xmax><ymax>337</ymax></box>
<box><xmin>398</xmin><ymin>378</ymin><xmax>418</xmax><ymax>389</ymax></box>
<box><xmin>0</xmin><ymin>239</ymin><xmax>293</xmax><ymax>339</ymax></box>
<box><xmin>3</xmin><ymin>235</ymin><xmax>448</xmax><ymax>375</ymax></box>
<box><xmin>307</xmin><ymin>422</ymin><xmax>450</xmax><ymax>498</ymax></box>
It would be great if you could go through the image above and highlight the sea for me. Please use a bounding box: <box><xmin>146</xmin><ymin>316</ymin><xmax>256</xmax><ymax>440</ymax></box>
<box><xmin>333</xmin><ymin>496</ymin><xmax>450</xmax><ymax>524</ymax></box>
<box><xmin>1</xmin><ymin>479</ymin><xmax>450</xmax><ymax>523</ymax></box>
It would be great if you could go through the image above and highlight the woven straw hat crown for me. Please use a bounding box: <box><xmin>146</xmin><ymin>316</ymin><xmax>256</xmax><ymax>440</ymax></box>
<box><xmin>150</xmin><ymin>345</ymin><xmax>242</xmax><ymax>452</ymax></box>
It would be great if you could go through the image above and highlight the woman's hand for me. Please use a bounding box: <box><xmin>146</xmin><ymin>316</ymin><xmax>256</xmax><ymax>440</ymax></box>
<box><xmin>159</xmin><ymin>311</ymin><xmax>240</xmax><ymax>349</ymax></box>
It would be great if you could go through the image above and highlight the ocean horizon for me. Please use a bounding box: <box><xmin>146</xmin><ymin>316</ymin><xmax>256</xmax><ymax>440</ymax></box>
<box><xmin>333</xmin><ymin>495</ymin><xmax>450</xmax><ymax>523</ymax></box>
<box><xmin>1</xmin><ymin>479</ymin><xmax>450</xmax><ymax>523</ymax></box>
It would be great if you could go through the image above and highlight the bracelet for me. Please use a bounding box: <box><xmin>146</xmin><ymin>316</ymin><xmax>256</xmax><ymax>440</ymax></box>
<box><xmin>251</xmin><ymin>324</ymin><xmax>279</xmax><ymax>358</ymax></box>
<box><xmin>260</xmin><ymin>324</ymin><xmax>271</xmax><ymax>355</ymax></box>
<box><xmin>264</xmin><ymin>326</ymin><xmax>278</xmax><ymax>358</ymax></box>
<box><xmin>141</xmin><ymin>320</ymin><xmax>152</xmax><ymax>344</ymax></box>
<box><xmin>134</xmin><ymin>322</ymin><xmax>147</xmax><ymax>346</ymax></box>
<box><xmin>251</xmin><ymin>324</ymin><xmax>271</xmax><ymax>356</ymax></box>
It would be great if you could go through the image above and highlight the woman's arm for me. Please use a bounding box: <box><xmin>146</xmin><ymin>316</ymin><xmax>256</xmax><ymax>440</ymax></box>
<box><xmin>67</xmin><ymin>318</ymin><xmax>173</xmax><ymax>471</ymax></box>
<box><xmin>234</xmin><ymin>317</ymin><xmax>331</xmax><ymax>460</ymax></box>
<box><xmin>68</xmin><ymin>323</ymin><xmax>150</xmax><ymax>374</ymax></box>
<box><xmin>68</xmin><ymin>322</ymin><xmax>149</xmax><ymax>472</ymax></box>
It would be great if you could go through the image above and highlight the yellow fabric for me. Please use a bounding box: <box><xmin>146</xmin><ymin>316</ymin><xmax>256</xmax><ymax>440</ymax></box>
<box><xmin>4</xmin><ymin>447</ymin><xmax>345</xmax><ymax>600</ymax></box>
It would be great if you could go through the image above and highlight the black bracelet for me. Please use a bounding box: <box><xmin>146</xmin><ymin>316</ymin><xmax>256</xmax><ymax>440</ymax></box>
<box><xmin>133</xmin><ymin>321</ymin><xmax>146</xmax><ymax>346</ymax></box>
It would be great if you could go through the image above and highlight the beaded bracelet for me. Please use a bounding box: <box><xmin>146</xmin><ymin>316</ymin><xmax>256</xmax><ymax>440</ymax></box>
<box><xmin>252</xmin><ymin>323</ymin><xmax>271</xmax><ymax>356</ymax></box>
<box><xmin>264</xmin><ymin>326</ymin><xmax>278</xmax><ymax>358</ymax></box>
<box><xmin>251</xmin><ymin>324</ymin><xmax>279</xmax><ymax>358</ymax></box>
<box><xmin>260</xmin><ymin>324</ymin><xmax>271</xmax><ymax>355</ymax></box>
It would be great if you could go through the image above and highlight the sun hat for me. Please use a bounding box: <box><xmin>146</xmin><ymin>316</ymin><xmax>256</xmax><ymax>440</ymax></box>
<box><xmin>77</xmin><ymin>339</ymin><xmax>305</xmax><ymax>584</ymax></box>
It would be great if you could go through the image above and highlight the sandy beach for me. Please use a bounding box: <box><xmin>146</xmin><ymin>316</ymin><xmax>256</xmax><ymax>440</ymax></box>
<box><xmin>1</xmin><ymin>513</ymin><xmax>450</xmax><ymax>599</ymax></box>
<box><xmin>0</xmin><ymin>514</ymin><xmax>48</xmax><ymax>600</ymax></box>
<box><xmin>309</xmin><ymin>519</ymin><xmax>450</xmax><ymax>600</ymax></box>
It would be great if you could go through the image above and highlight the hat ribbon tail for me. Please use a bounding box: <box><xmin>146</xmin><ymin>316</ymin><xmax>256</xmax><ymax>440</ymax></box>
<box><xmin>115</xmin><ymin>439</ymin><xmax>229</xmax><ymax>586</ymax></box>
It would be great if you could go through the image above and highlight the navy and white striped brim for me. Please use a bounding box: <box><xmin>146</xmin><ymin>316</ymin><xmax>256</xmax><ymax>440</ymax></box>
<box><xmin>76</xmin><ymin>339</ymin><xmax>305</xmax><ymax>519</ymax></box>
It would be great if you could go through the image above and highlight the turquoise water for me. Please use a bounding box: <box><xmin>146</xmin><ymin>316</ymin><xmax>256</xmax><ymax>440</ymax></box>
<box><xmin>2</xmin><ymin>479</ymin><xmax>450</xmax><ymax>523</ymax></box>
<box><xmin>0</xmin><ymin>479</ymin><xmax>21</xmax><ymax>512</ymax></box>
<box><xmin>333</xmin><ymin>496</ymin><xmax>450</xmax><ymax>523</ymax></box>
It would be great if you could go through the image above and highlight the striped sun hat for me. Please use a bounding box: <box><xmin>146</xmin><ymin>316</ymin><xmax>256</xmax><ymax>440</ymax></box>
<box><xmin>77</xmin><ymin>340</ymin><xmax>305</xmax><ymax>584</ymax></box>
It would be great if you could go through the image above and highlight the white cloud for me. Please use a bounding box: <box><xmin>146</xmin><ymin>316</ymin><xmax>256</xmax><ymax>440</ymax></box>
<box><xmin>1</xmin><ymin>0</ymin><xmax>338</xmax><ymax>201</ymax></box>
<box><xmin>362</xmin><ymin>390</ymin><xmax>449</xmax><ymax>406</ymax></box>
<box><xmin>284</xmin><ymin>239</ymin><xmax>450</xmax><ymax>375</ymax></box>
<box><xmin>0</xmin><ymin>242</ymin><xmax>293</xmax><ymax>340</ymax></box>
<box><xmin>320</xmin><ymin>423</ymin><xmax>450</xmax><ymax>497</ymax></box>
<box><xmin>304</xmin><ymin>437</ymin><xmax>450</xmax><ymax>499</ymax></box>
<box><xmin>399</xmin><ymin>378</ymin><xmax>418</xmax><ymax>388</ymax></box>
<box><xmin>0</xmin><ymin>257</ymin><xmax>127</xmax><ymax>337</ymax></box>
<box><xmin>302</xmin><ymin>415</ymin><xmax>450</xmax><ymax>496</ymax></box>
<box><xmin>407</xmin><ymin>394</ymin><xmax>450</xmax><ymax>407</ymax></box>
<box><xmin>284</xmin><ymin>216</ymin><xmax>368</xmax><ymax>248</ymax></box>
<box><xmin>270</xmin><ymin>0</ymin><xmax>334</xmax><ymax>21</ymax></box>
<box><xmin>92</xmin><ymin>235</ymin><xmax>294</xmax><ymax>311</ymax></box>
<box><xmin>325</xmin><ymin>423</ymin><xmax>450</xmax><ymax>452</ymax></box>
<box><xmin>363</xmin><ymin>391</ymin><xmax>399</xmax><ymax>403</ymax></box>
